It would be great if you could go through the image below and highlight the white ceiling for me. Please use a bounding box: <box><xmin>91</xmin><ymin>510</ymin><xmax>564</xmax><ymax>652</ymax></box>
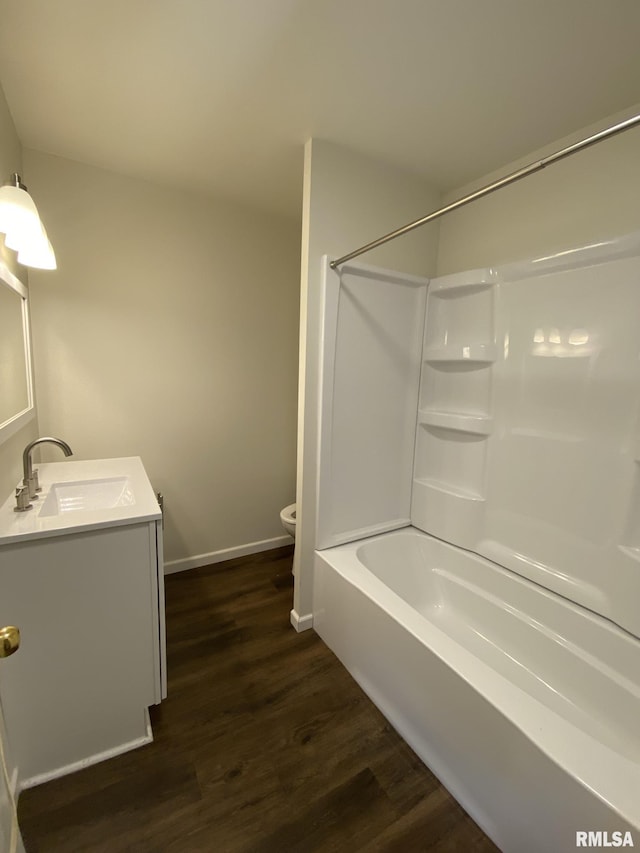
<box><xmin>0</xmin><ymin>0</ymin><xmax>638</xmax><ymax>219</ymax></box>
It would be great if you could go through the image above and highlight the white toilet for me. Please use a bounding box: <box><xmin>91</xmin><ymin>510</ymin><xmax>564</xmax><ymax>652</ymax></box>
<box><xmin>280</xmin><ymin>503</ymin><xmax>296</xmax><ymax>539</ymax></box>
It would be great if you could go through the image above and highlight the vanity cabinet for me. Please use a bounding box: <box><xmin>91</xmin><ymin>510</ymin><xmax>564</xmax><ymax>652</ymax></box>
<box><xmin>0</xmin><ymin>457</ymin><xmax>166</xmax><ymax>788</ymax></box>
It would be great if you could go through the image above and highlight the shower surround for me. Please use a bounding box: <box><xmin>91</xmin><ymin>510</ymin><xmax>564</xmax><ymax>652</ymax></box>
<box><xmin>311</xmin><ymin>234</ymin><xmax>640</xmax><ymax>851</ymax></box>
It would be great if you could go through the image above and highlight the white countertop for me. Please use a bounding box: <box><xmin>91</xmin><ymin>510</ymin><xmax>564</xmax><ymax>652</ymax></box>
<box><xmin>0</xmin><ymin>456</ymin><xmax>162</xmax><ymax>545</ymax></box>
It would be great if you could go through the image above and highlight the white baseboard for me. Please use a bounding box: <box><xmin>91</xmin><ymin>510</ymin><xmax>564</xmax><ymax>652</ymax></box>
<box><xmin>290</xmin><ymin>609</ymin><xmax>313</xmax><ymax>632</ymax></box>
<box><xmin>164</xmin><ymin>534</ymin><xmax>294</xmax><ymax>575</ymax></box>
<box><xmin>19</xmin><ymin>710</ymin><xmax>153</xmax><ymax>791</ymax></box>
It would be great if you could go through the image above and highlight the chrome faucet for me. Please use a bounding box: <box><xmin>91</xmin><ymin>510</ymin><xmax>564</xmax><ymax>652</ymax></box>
<box><xmin>22</xmin><ymin>436</ymin><xmax>73</xmax><ymax>500</ymax></box>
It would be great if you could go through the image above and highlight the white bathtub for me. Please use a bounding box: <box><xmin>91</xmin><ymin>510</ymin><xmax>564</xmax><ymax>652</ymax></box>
<box><xmin>313</xmin><ymin>528</ymin><xmax>640</xmax><ymax>852</ymax></box>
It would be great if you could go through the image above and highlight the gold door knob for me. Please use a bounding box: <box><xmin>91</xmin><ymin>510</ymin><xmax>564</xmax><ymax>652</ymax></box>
<box><xmin>0</xmin><ymin>627</ymin><xmax>20</xmax><ymax>658</ymax></box>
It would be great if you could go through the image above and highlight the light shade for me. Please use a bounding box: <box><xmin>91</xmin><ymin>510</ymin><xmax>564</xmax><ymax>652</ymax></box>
<box><xmin>0</xmin><ymin>180</ymin><xmax>56</xmax><ymax>270</ymax></box>
<box><xmin>15</xmin><ymin>232</ymin><xmax>57</xmax><ymax>270</ymax></box>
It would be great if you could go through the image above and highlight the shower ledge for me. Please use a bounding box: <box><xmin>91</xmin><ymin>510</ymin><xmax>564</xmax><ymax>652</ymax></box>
<box><xmin>423</xmin><ymin>343</ymin><xmax>497</xmax><ymax>364</ymax></box>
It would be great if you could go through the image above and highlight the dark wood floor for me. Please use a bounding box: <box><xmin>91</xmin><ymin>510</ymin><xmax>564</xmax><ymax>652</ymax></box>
<box><xmin>18</xmin><ymin>546</ymin><xmax>498</xmax><ymax>852</ymax></box>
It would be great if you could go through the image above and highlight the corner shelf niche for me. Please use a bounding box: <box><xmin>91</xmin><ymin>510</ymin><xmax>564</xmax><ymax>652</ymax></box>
<box><xmin>423</xmin><ymin>343</ymin><xmax>497</xmax><ymax>365</ymax></box>
<box><xmin>417</xmin><ymin>408</ymin><xmax>493</xmax><ymax>436</ymax></box>
<box><xmin>411</xmin><ymin>477</ymin><xmax>486</xmax><ymax>550</ymax></box>
<box><xmin>413</xmin><ymin>421</ymin><xmax>488</xmax><ymax>502</ymax></box>
<box><xmin>428</xmin><ymin>269</ymin><xmax>497</xmax><ymax>298</ymax></box>
<box><xmin>412</xmin><ymin>267</ymin><xmax>496</xmax><ymax>548</ymax></box>
<box><xmin>413</xmin><ymin>477</ymin><xmax>485</xmax><ymax>502</ymax></box>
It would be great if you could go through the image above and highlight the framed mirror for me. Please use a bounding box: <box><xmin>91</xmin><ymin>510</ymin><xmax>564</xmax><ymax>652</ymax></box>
<box><xmin>0</xmin><ymin>260</ymin><xmax>35</xmax><ymax>444</ymax></box>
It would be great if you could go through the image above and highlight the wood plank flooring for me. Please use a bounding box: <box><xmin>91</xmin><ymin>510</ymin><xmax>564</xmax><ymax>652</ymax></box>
<box><xmin>18</xmin><ymin>546</ymin><xmax>499</xmax><ymax>852</ymax></box>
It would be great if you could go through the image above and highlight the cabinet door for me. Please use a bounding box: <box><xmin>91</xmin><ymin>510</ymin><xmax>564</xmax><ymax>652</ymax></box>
<box><xmin>0</xmin><ymin>523</ymin><xmax>157</xmax><ymax>784</ymax></box>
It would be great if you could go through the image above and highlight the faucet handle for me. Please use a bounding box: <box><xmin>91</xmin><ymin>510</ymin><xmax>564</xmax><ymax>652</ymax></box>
<box><xmin>14</xmin><ymin>486</ymin><xmax>32</xmax><ymax>513</ymax></box>
<box><xmin>23</xmin><ymin>474</ymin><xmax>38</xmax><ymax>500</ymax></box>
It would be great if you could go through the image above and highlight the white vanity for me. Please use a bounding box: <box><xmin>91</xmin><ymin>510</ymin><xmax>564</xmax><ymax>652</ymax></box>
<box><xmin>0</xmin><ymin>456</ymin><xmax>166</xmax><ymax>789</ymax></box>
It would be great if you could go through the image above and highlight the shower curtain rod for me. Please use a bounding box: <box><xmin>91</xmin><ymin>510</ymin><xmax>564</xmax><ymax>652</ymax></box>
<box><xmin>329</xmin><ymin>112</ymin><xmax>640</xmax><ymax>270</ymax></box>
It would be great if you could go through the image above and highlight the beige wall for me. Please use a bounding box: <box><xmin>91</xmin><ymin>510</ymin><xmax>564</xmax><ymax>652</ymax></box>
<box><xmin>437</xmin><ymin>106</ymin><xmax>640</xmax><ymax>274</ymax></box>
<box><xmin>0</xmin><ymin>84</ymin><xmax>38</xmax><ymax>501</ymax></box>
<box><xmin>293</xmin><ymin>139</ymin><xmax>441</xmax><ymax>624</ymax></box>
<box><xmin>24</xmin><ymin>150</ymin><xmax>300</xmax><ymax>567</ymax></box>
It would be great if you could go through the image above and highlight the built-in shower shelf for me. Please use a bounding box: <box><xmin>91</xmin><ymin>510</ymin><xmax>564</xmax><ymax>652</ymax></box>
<box><xmin>413</xmin><ymin>478</ymin><xmax>485</xmax><ymax>502</ymax></box>
<box><xmin>429</xmin><ymin>268</ymin><xmax>497</xmax><ymax>298</ymax></box>
<box><xmin>418</xmin><ymin>409</ymin><xmax>493</xmax><ymax>435</ymax></box>
<box><xmin>423</xmin><ymin>343</ymin><xmax>497</xmax><ymax>365</ymax></box>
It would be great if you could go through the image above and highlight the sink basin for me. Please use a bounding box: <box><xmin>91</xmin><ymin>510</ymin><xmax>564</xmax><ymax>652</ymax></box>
<box><xmin>38</xmin><ymin>477</ymin><xmax>136</xmax><ymax>517</ymax></box>
<box><xmin>0</xmin><ymin>457</ymin><xmax>160</xmax><ymax>544</ymax></box>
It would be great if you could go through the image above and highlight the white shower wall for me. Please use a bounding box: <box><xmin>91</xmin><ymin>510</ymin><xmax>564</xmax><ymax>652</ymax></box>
<box><xmin>316</xmin><ymin>260</ymin><xmax>428</xmax><ymax>549</ymax></box>
<box><xmin>412</xmin><ymin>233</ymin><xmax>640</xmax><ymax>638</ymax></box>
<box><xmin>294</xmin><ymin>139</ymin><xmax>442</xmax><ymax>627</ymax></box>
<box><xmin>316</xmin><ymin>232</ymin><xmax>640</xmax><ymax>640</ymax></box>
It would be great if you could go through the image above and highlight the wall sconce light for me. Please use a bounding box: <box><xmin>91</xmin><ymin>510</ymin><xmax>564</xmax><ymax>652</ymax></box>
<box><xmin>0</xmin><ymin>173</ymin><xmax>56</xmax><ymax>270</ymax></box>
